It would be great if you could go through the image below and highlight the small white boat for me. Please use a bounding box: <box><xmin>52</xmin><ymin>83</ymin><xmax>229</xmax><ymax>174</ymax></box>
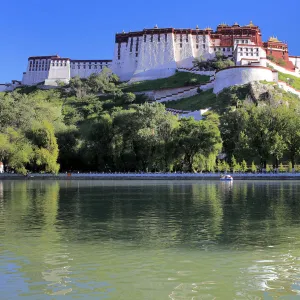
<box><xmin>220</xmin><ymin>175</ymin><xmax>233</xmax><ymax>181</ymax></box>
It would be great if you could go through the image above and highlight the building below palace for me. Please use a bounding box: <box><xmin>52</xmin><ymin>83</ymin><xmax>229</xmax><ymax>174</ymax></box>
<box><xmin>21</xmin><ymin>55</ymin><xmax>112</xmax><ymax>86</ymax></box>
<box><xmin>1</xmin><ymin>21</ymin><xmax>300</xmax><ymax>91</ymax></box>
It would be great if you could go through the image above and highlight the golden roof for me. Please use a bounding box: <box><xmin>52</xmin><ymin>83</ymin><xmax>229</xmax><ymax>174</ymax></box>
<box><xmin>248</xmin><ymin>20</ymin><xmax>255</xmax><ymax>27</ymax></box>
<box><xmin>205</xmin><ymin>27</ymin><xmax>212</xmax><ymax>30</ymax></box>
<box><xmin>269</xmin><ymin>36</ymin><xmax>280</xmax><ymax>42</ymax></box>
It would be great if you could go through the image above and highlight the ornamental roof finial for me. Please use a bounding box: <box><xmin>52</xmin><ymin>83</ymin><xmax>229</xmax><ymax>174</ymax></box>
<box><xmin>248</xmin><ymin>20</ymin><xmax>255</xmax><ymax>27</ymax></box>
<box><xmin>196</xmin><ymin>25</ymin><xmax>199</xmax><ymax>29</ymax></box>
<box><xmin>154</xmin><ymin>24</ymin><xmax>158</xmax><ymax>29</ymax></box>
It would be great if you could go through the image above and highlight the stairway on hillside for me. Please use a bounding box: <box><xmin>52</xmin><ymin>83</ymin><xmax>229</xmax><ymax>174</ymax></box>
<box><xmin>155</xmin><ymin>81</ymin><xmax>215</xmax><ymax>103</ymax></box>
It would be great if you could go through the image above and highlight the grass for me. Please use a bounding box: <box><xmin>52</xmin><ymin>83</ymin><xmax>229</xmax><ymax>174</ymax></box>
<box><xmin>164</xmin><ymin>89</ymin><xmax>217</xmax><ymax>111</ymax></box>
<box><xmin>164</xmin><ymin>84</ymin><xmax>252</xmax><ymax>113</ymax></box>
<box><xmin>123</xmin><ymin>72</ymin><xmax>210</xmax><ymax>92</ymax></box>
<box><xmin>278</xmin><ymin>71</ymin><xmax>300</xmax><ymax>91</ymax></box>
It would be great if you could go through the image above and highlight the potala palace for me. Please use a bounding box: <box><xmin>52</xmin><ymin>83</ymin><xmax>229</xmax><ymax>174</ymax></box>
<box><xmin>1</xmin><ymin>21</ymin><xmax>300</xmax><ymax>97</ymax></box>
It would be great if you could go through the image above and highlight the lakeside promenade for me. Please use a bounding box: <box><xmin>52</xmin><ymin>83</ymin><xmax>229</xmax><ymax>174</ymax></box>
<box><xmin>2</xmin><ymin>172</ymin><xmax>300</xmax><ymax>180</ymax></box>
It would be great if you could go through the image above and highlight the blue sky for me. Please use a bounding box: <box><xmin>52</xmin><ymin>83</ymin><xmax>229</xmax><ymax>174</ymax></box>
<box><xmin>1</xmin><ymin>0</ymin><xmax>299</xmax><ymax>83</ymax></box>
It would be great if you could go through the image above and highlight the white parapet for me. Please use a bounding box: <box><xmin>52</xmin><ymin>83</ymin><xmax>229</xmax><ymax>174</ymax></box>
<box><xmin>213</xmin><ymin>66</ymin><xmax>275</xmax><ymax>94</ymax></box>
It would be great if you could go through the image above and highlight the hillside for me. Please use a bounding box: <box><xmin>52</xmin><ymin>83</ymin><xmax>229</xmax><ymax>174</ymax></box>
<box><xmin>2</xmin><ymin>70</ymin><xmax>300</xmax><ymax>175</ymax></box>
<box><xmin>164</xmin><ymin>81</ymin><xmax>300</xmax><ymax>113</ymax></box>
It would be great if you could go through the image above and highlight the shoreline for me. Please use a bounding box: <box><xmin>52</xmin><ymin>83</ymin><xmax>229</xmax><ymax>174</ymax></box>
<box><xmin>2</xmin><ymin>173</ymin><xmax>300</xmax><ymax>180</ymax></box>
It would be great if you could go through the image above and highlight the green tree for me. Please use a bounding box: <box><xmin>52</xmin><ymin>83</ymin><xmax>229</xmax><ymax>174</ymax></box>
<box><xmin>176</xmin><ymin>116</ymin><xmax>222</xmax><ymax>172</ymax></box>
<box><xmin>251</xmin><ymin>161</ymin><xmax>257</xmax><ymax>173</ymax></box>
<box><xmin>241</xmin><ymin>159</ymin><xmax>248</xmax><ymax>173</ymax></box>
<box><xmin>278</xmin><ymin>163</ymin><xmax>285</xmax><ymax>173</ymax></box>
<box><xmin>231</xmin><ymin>155</ymin><xmax>238</xmax><ymax>173</ymax></box>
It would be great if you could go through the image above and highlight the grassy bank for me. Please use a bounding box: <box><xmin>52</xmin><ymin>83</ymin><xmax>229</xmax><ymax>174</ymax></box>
<box><xmin>164</xmin><ymin>89</ymin><xmax>216</xmax><ymax>111</ymax></box>
<box><xmin>123</xmin><ymin>72</ymin><xmax>210</xmax><ymax>92</ymax></box>
<box><xmin>278</xmin><ymin>71</ymin><xmax>300</xmax><ymax>90</ymax></box>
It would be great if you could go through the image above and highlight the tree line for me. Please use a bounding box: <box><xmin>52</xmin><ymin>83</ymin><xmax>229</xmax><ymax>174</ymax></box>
<box><xmin>1</xmin><ymin>69</ymin><xmax>300</xmax><ymax>174</ymax></box>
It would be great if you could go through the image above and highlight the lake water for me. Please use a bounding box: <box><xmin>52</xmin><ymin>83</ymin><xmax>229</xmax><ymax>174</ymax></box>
<box><xmin>1</xmin><ymin>180</ymin><xmax>300</xmax><ymax>299</ymax></box>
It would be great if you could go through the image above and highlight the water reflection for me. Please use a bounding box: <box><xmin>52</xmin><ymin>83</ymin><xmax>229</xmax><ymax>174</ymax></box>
<box><xmin>1</xmin><ymin>180</ymin><xmax>300</xmax><ymax>299</ymax></box>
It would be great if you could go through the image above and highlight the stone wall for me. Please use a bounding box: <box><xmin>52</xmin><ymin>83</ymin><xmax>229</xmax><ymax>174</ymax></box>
<box><xmin>213</xmin><ymin>66</ymin><xmax>274</xmax><ymax>94</ymax></box>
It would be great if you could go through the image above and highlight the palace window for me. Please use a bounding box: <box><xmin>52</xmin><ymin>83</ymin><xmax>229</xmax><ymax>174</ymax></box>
<box><xmin>196</xmin><ymin>35</ymin><xmax>199</xmax><ymax>43</ymax></box>
<box><xmin>246</xmin><ymin>48</ymin><xmax>248</xmax><ymax>51</ymax></box>
<box><xmin>223</xmin><ymin>48</ymin><xmax>225</xmax><ymax>51</ymax></box>
<box><xmin>203</xmin><ymin>44</ymin><xmax>205</xmax><ymax>49</ymax></box>
<box><xmin>196</xmin><ymin>44</ymin><xmax>199</xmax><ymax>49</ymax></box>
<box><xmin>174</xmin><ymin>34</ymin><xmax>177</xmax><ymax>42</ymax></box>
<box><xmin>203</xmin><ymin>35</ymin><xmax>206</xmax><ymax>43</ymax></box>
<box><xmin>136</xmin><ymin>37</ymin><xmax>139</xmax><ymax>52</ymax></box>
<box><xmin>165</xmin><ymin>34</ymin><xmax>167</xmax><ymax>42</ymax></box>
<box><xmin>144</xmin><ymin>35</ymin><xmax>146</xmax><ymax>42</ymax></box>
<box><xmin>256</xmin><ymin>53</ymin><xmax>259</xmax><ymax>56</ymax></box>
<box><xmin>180</xmin><ymin>43</ymin><xmax>182</xmax><ymax>48</ymax></box>
<box><xmin>214</xmin><ymin>48</ymin><xmax>217</xmax><ymax>51</ymax></box>
<box><xmin>94</xmin><ymin>65</ymin><xmax>97</xmax><ymax>69</ymax></box>
<box><xmin>158</xmin><ymin>34</ymin><xmax>160</xmax><ymax>42</ymax></box>
<box><xmin>130</xmin><ymin>38</ymin><xmax>133</xmax><ymax>52</ymax></box>
<box><xmin>180</xmin><ymin>34</ymin><xmax>182</xmax><ymax>42</ymax></box>
<box><xmin>118</xmin><ymin>43</ymin><xmax>121</xmax><ymax>60</ymax></box>
<box><xmin>186</xmin><ymin>34</ymin><xmax>188</xmax><ymax>42</ymax></box>
<box><xmin>89</xmin><ymin>65</ymin><xmax>91</xmax><ymax>69</ymax></box>
<box><xmin>227</xmin><ymin>47</ymin><xmax>230</xmax><ymax>51</ymax></box>
<box><xmin>150</xmin><ymin>35</ymin><xmax>153</xmax><ymax>42</ymax></box>
<box><xmin>136</xmin><ymin>53</ymin><xmax>138</xmax><ymax>57</ymax></box>
<box><xmin>240</xmin><ymin>53</ymin><xmax>243</xmax><ymax>56</ymax></box>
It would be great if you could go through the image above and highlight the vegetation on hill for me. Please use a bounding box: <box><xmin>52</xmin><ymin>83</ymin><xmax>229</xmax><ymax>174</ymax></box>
<box><xmin>278</xmin><ymin>71</ymin><xmax>300</xmax><ymax>90</ymax></box>
<box><xmin>267</xmin><ymin>55</ymin><xmax>286</xmax><ymax>67</ymax></box>
<box><xmin>165</xmin><ymin>85</ymin><xmax>250</xmax><ymax>113</ymax></box>
<box><xmin>122</xmin><ymin>71</ymin><xmax>210</xmax><ymax>92</ymax></box>
<box><xmin>0</xmin><ymin>70</ymin><xmax>221</xmax><ymax>174</ymax></box>
<box><xmin>2</xmin><ymin>67</ymin><xmax>300</xmax><ymax>174</ymax></box>
<box><xmin>193</xmin><ymin>51</ymin><xmax>235</xmax><ymax>71</ymax></box>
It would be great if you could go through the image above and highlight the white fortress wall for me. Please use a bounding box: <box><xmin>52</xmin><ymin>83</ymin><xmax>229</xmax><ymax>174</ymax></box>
<box><xmin>45</xmin><ymin>58</ymin><xmax>70</xmax><ymax>85</ymax></box>
<box><xmin>22</xmin><ymin>57</ymin><xmax>52</xmax><ymax>85</ymax></box>
<box><xmin>131</xmin><ymin>32</ymin><xmax>177</xmax><ymax>82</ymax></box>
<box><xmin>266</xmin><ymin>60</ymin><xmax>300</xmax><ymax>77</ymax></box>
<box><xmin>174</xmin><ymin>32</ymin><xmax>194</xmax><ymax>69</ymax></box>
<box><xmin>70</xmin><ymin>60</ymin><xmax>112</xmax><ymax>78</ymax></box>
<box><xmin>112</xmin><ymin>36</ymin><xmax>140</xmax><ymax>82</ymax></box>
<box><xmin>0</xmin><ymin>84</ymin><xmax>8</xmax><ymax>92</ymax></box>
<box><xmin>213</xmin><ymin>66</ymin><xmax>274</xmax><ymax>94</ymax></box>
<box><xmin>289</xmin><ymin>56</ymin><xmax>300</xmax><ymax>69</ymax></box>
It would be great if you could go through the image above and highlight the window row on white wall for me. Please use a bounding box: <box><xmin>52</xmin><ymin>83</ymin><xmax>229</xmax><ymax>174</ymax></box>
<box><xmin>71</xmin><ymin>65</ymin><xmax>109</xmax><ymax>70</ymax></box>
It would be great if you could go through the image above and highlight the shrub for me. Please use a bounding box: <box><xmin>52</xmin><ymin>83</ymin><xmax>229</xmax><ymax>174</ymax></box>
<box><xmin>122</xmin><ymin>92</ymin><xmax>136</xmax><ymax>104</ymax></box>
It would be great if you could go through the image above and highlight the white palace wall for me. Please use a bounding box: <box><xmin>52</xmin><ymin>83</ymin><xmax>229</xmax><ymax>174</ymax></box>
<box><xmin>112</xmin><ymin>32</ymin><xmax>215</xmax><ymax>82</ymax></box>
<box><xmin>132</xmin><ymin>33</ymin><xmax>177</xmax><ymax>82</ymax></box>
<box><xmin>213</xmin><ymin>66</ymin><xmax>275</xmax><ymax>94</ymax></box>
<box><xmin>45</xmin><ymin>60</ymin><xmax>70</xmax><ymax>85</ymax></box>
<box><xmin>289</xmin><ymin>57</ymin><xmax>300</xmax><ymax>69</ymax></box>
